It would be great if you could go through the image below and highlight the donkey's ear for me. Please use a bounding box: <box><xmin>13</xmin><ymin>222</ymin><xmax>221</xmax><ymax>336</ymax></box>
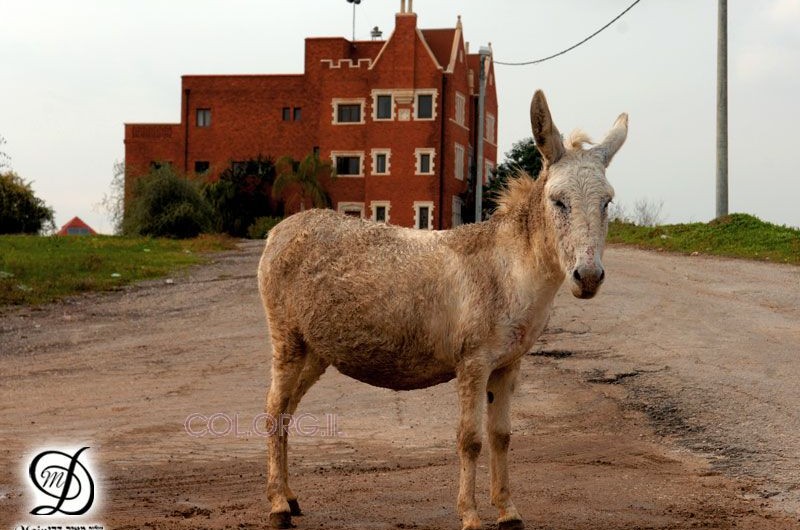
<box><xmin>530</xmin><ymin>90</ymin><xmax>565</xmax><ymax>165</ymax></box>
<box><xmin>593</xmin><ymin>113</ymin><xmax>629</xmax><ymax>167</ymax></box>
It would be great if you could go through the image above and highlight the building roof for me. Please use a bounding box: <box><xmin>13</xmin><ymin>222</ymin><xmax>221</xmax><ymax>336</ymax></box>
<box><xmin>57</xmin><ymin>216</ymin><xmax>97</xmax><ymax>236</ymax></box>
<box><xmin>420</xmin><ymin>28</ymin><xmax>457</xmax><ymax>70</ymax></box>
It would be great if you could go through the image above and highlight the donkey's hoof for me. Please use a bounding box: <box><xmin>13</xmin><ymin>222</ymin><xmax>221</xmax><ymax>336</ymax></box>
<box><xmin>269</xmin><ymin>511</ymin><xmax>293</xmax><ymax>528</ymax></box>
<box><xmin>288</xmin><ymin>498</ymin><xmax>302</xmax><ymax>516</ymax></box>
<box><xmin>461</xmin><ymin>518</ymin><xmax>482</xmax><ymax>530</ymax></box>
<box><xmin>498</xmin><ymin>519</ymin><xmax>525</xmax><ymax>530</ymax></box>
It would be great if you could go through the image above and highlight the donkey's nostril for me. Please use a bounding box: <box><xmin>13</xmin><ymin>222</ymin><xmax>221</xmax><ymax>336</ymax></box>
<box><xmin>573</xmin><ymin>269</ymin><xmax>581</xmax><ymax>282</ymax></box>
<box><xmin>598</xmin><ymin>269</ymin><xmax>605</xmax><ymax>283</ymax></box>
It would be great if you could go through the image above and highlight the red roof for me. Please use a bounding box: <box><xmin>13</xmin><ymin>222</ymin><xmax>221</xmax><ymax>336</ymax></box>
<box><xmin>421</xmin><ymin>28</ymin><xmax>457</xmax><ymax>69</ymax></box>
<box><xmin>57</xmin><ymin>216</ymin><xmax>97</xmax><ymax>236</ymax></box>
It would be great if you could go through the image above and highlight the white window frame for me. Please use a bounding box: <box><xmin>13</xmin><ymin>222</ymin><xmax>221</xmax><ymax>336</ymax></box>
<box><xmin>413</xmin><ymin>201</ymin><xmax>435</xmax><ymax>230</ymax></box>
<box><xmin>413</xmin><ymin>89</ymin><xmax>438</xmax><ymax>121</ymax></box>
<box><xmin>331</xmin><ymin>98</ymin><xmax>366</xmax><ymax>125</ymax></box>
<box><xmin>414</xmin><ymin>148</ymin><xmax>436</xmax><ymax>176</ymax></box>
<box><xmin>370</xmin><ymin>200</ymin><xmax>391</xmax><ymax>223</ymax></box>
<box><xmin>372</xmin><ymin>93</ymin><xmax>394</xmax><ymax>121</ymax></box>
<box><xmin>331</xmin><ymin>150</ymin><xmax>365</xmax><ymax>177</ymax></box>
<box><xmin>370</xmin><ymin>148</ymin><xmax>391</xmax><ymax>175</ymax></box>
<box><xmin>484</xmin><ymin>159</ymin><xmax>495</xmax><ymax>185</ymax></box>
<box><xmin>454</xmin><ymin>92</ymin><xmax>466</xmax><ymax>126</ymax></box>
<box><xmin>452</xmin><ymin>195</ymin><xmax>464</xmax><ymax>228</ymax></box>
<box><xmin>454</xmin><ymin>143</ymin><xmax>465</xmax><ymax>181</ymax></box>
<box><xmin>485</xmin><ymin>113</ymin><xmax>496</xmax><ymax>144</ymax></box>
<box><xmin>337</xmin><ymin>202</ymin><xmax>365</xmax><ymax>218</ymax></box>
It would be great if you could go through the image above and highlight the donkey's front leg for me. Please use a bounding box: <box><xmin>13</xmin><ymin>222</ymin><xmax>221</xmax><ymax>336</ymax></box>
<box><xmin>456</xmin><ymin>362</ymin><xmax>490</xmax><ymax>530</ymax></box>
<box><xmin>487</xmin><ymin>360</ymin><xmax>524</xmax><ymax>529</ymax></box>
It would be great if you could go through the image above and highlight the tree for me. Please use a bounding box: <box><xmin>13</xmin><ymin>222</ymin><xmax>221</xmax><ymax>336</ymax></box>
<box><xmin>461</xmin><ymin>137</ymin><xmax>544</xmax><ymax>222</ymax></box>
<box><xmin>494</xmin><ymin>137</ymin><xmax>543</xmax><ymax>183</ymax></box>
<box><xmin>0</xmin><ymin>134</ymin><xmax>11</xmax><ymax>171</ymax></box>
<box><xmin>203</xmin><ymin>156</ymin><xmax>282</xmax><ymax>237</ymax></box>
<box><xmin>123</xmin><ymin>165</ymin><xmax>212</xmax><ymax>238</ymax></box>
<box><xmin>631</xmin><ymin>198</ymin><xmax>665</xmax><ymax>227</ymax></box>
<box><xmin>485</xmin><ymin>137</ymin><xmax>544</xmax><ymax>215</ymax></box>
<box><xmin>273</xmin><ymin>153</ymin><xmax>333</xmax><ymax>211</ymax></box>
<box><xmin>0</xmin><ymin>171</ymin><xmax>55</xmax><ymax>234</ymax></box>
<box><xmin>97</xmin><ymin>160</ymin><xmax>125</xmax><ymax>234</ymax></box>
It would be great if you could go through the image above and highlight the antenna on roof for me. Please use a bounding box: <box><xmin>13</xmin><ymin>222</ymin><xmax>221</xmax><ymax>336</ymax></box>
<box><xmin>371</xmin><ymin>26</ymin><xmax>383</xmax><ymax>40</ymax></box>
<box><xmin>346</xmin><ymin>0</ymin><xmax>362</xmax><ymax>41</ymax></box>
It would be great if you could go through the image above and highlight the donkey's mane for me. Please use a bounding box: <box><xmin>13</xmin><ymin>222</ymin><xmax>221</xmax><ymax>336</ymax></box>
<box><xmin>494</xmin><ymin>171</ymin><xmax>541</xmax><ymax>217</ymax></box>
<box><xmin>565</xmin><ymin>129</ymin><xmax>594</xmax><ymax>151</ymax></box>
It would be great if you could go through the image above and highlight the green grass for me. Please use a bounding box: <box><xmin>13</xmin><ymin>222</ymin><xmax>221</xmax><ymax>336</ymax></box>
<box><xmin>607</xmin><ymin>213</ymin><xmax>800</xmax><ymax>265</ymax></box>
<box><xmin>0</xmin><ymin>234</ymin><xmax>238</xmax><ymax>307</ymax></box>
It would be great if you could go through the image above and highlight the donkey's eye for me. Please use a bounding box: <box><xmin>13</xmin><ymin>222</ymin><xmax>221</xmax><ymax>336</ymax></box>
<box><xmin>602</xmin><ymin>199</ymin><xmax>612</xmax><ymax>213</ymax></box>
<box><xmin>553</xmin><ymin>199</ymin><xmax>568</xmax><ymax>211</ymax></box>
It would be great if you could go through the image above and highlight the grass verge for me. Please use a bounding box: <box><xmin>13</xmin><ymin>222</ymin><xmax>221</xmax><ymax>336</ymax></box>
<box><xmin>607</xmin><ymin>213</ymin><xmax>800</xmax><ymax>265</ymax></box>
<box><xmin>0</xmin><ymin>234</ymin><xmax>238</xmax><ymax>307</ymax></box>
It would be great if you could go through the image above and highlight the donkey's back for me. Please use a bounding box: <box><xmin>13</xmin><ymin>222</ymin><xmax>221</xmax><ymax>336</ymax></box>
<box><xmin>258</xmin><ymin>208</ymin><xmax>462</xmax><ymax>390</ymax></box>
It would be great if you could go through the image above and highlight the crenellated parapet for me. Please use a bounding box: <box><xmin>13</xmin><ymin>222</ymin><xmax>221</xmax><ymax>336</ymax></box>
<box><xmin>321</xmin><ymin>58</ymin><xmax>373</xmax><ymax>69</ymax></box>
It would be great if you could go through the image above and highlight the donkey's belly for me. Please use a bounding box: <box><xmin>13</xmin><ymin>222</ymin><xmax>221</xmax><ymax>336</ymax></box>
<box><xmin>332</xmin><ymin>351</ymin><xmax>455</xmax><ymax>391</ymax></box>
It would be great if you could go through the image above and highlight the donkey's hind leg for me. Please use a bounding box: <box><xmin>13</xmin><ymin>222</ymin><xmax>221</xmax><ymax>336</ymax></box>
<box><xmin>266</xmin><ymin>330</ymin><xmax>307</xmax><ymax>528</ymax></box>
<box><xmin>282</xmin><ymin>353</ymin><xmax>329</xmax><ymax>516</ymax></box>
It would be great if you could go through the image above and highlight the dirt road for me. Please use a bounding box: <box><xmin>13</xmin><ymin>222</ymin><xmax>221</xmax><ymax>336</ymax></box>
<box><xmin>1</xmin><ymin>241</ymin><xmax>798</xmax><ymax>529</ymax></box>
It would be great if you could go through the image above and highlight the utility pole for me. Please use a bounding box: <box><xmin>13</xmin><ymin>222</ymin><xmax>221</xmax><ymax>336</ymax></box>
<box><xmin>346</xmin><ymin>0</ymin><xmax>361</xmax><ymax>41</ymax></box>
<box><xmin>716</xmin><ymin>0</ymin><xmax>728</xmax><ymax>218</ymax></box>
<box><xmin>475</xmin><ymin>46</ymin><xmax>491</xmax><ymax>223</ymax></box>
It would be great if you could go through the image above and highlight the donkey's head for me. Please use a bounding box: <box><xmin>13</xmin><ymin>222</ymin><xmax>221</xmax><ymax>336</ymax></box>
<box><xmin>531</xmin><ymin>90</ymin><xmax>628</xmax><ymax>299</ymax></box>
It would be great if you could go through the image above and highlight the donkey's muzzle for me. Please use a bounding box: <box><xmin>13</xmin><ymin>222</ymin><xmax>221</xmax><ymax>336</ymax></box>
<box><xmin>571</xmin><ymin>265</ymin><xmax>605</xmax><ymax>299</ymax></box>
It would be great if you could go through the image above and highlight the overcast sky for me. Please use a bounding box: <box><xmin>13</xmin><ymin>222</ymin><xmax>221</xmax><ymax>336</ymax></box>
<box><xmin>1</xmin><ymin>0</ymin><xmax>799</xmax><ymax>233</ymax></box>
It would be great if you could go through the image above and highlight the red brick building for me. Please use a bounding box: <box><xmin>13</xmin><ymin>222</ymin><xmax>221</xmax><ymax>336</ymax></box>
<box><xmin>124</xmin><ymin>2</ymin><xmax>498</xmax><ymax>229</ymax></box>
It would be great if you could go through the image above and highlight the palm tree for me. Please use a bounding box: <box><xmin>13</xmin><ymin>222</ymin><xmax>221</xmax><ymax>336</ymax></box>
<box><xmin>272</xmin><ymin>153</ymin><xmax>333</xmax><ymax>212</ymax></box>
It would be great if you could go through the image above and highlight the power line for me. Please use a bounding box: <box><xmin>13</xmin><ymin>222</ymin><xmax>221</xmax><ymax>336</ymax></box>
<box><xmin>494</xmin><ymin>0</ymin><xmax>643</xmax><ymax>66</ymax></box>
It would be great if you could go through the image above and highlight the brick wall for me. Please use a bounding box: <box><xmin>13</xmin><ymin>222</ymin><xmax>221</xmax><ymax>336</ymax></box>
<box><xmin>124</xmin><ymin>8</ymin><xmax>498</xmax><ymax>229</ymax></box>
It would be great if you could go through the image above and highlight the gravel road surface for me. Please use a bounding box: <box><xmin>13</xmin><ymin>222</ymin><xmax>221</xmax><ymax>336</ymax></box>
<box><xmin>1</xmin><ymin>241</ymin><xmax>798</xmax><ymax>529</ymax></box>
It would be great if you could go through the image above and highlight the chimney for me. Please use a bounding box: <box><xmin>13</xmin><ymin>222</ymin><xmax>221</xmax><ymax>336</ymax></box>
<box><xmin>408</xmin><ymin>0</ymin><xmax>413</xmax><ymax>12</ymax></box>
<box><xmin>393</xmin><ymin>0</ymin><xmax>418</xmax><ymax>85</ymax></box>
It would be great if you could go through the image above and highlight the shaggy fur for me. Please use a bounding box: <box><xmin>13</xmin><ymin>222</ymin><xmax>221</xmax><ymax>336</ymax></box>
<box><xmin>258</xmin><ymin>90</ymin><xmax>628</xmax><ymax>530</ymax></box>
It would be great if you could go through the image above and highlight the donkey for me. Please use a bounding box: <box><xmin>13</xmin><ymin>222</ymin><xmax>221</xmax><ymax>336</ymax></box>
<box><xmin>258</xmin><ymin>90</ymin><xmax>628</xmax><ymax>530</ymax></box>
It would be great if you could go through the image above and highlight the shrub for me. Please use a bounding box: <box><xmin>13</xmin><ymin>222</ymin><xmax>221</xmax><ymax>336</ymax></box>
<box><xmin>0</xmin><ymin>172</ymin><xmax>55</xmax><ymax>234</ymax></box>
<box><xmin>608</xmin><ymin>198</ymin><xmax>665</xmax><ymax>227</ymax></box>
<box><xmin>247</xmin><ymin>216</ymin><xmax>282</xmax><ymax>239</ymax></box>
<box><xmin>98</xmin><ymin>161</ymin><xmax>125</xmax><ymax>234</ymax></box>
<box><xmin>203</xmin><ymin>156</ymin><xmax>283</xmax><ymax>237</ymax></box>
<box><xmin>123</xmin><ymin>165</ymin><xmax>212</xmax><ymax>238</ymax></box>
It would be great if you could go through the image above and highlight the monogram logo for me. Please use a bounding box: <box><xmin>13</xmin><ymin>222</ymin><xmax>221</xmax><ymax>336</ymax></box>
<box><xmin>28</xmin><ymin>447</ymin><xmax>95</xmax><ymax>516</ymax></box>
